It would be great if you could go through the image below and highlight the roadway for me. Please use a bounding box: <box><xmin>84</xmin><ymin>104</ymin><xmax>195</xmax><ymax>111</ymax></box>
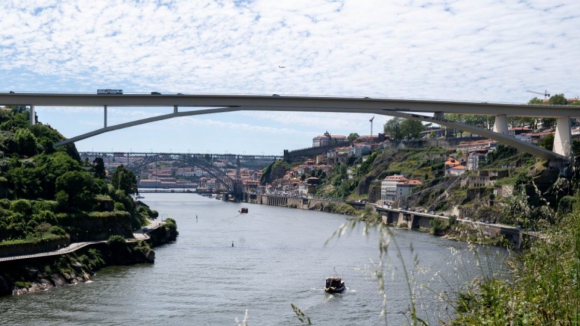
<box><xmin>1</xmin><ymin>92</ymin><xmax>577</xmax><ymax>117</ymax></box>
<box><xmin>375</xmin><ymin>205</ymin><xmax>521</xmax><ymax>232</ymax></box>
<box><xmin>1</xmin><ymin>92</ymin><xmax>568</xmax><ymax>160</ymax></box>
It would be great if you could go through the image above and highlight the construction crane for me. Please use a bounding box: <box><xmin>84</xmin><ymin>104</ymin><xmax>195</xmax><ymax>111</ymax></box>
<box><xmin>527</xmin><ymin>89</ymin><xmax>550</xmax><ymax>99</ymax></box>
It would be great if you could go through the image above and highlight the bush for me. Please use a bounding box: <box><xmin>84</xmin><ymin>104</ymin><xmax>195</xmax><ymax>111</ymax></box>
<box><xmin>114</xmin><ymin>202</ymin><xmax>126</xmax><ymax>211</ymax></box>
<box><xmin>106</xmin><ymin>235</ymin><xmax>126</xmax><ymax>254</ymax></box>
<box><xmin>429</xmin><ymin>217</ymin><xmax>448</xmax><ymax>235</ymax></box>
<box><xmin>449</xmin><ymin>215</ymin><xmax>458</xmax><ymax>226</ymax></box>
<box><xmin>49</xmin><ymin>225</ymin><xmax>66</xmax><ymax>236</ymax></box>
<box><xmin>32</xmin><ymin>200</ymin><xmax>59</xmax><ymax>214</ymax></box>
<box><xmin>10</xmin><ymin>199</ymin><xmax>31</xmax><ymax>214</ymax></box>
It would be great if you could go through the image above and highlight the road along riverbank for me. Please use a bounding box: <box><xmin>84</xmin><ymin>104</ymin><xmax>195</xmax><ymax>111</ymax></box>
<box><xmin>244</xmin><ymin>194</ymin><xmax>526</xmax><ymax>248</ymax></box>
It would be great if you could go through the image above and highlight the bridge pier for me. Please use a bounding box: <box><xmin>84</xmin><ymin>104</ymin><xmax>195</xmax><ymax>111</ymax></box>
<box><xmin>104</xmin><ymin>105</ymin><xmax>108</xmax><ymax>128</ymax></box>
<box><xmin>493</xmin><ymin>114</ymin><xmax>508</xmax><ymax>134</ymax></box>
<box><xmin>30</xmin><ymin>105</ymin><xmax>35</xmax><ymax>125</ymax></box>
<box><xmin>553</xmin><ymin>117</ymin><xmax>572</xmax><ymax>159</ymax></box>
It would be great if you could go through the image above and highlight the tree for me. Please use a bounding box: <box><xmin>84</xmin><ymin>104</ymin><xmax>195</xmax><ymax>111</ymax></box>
<box><xmin>93</xmin><ymin>157</ymin><xmax>106</xmax><ymax>179</ymax></box>
<box><xmin>548</xmin><ymin>94</ymin><xmax>567</xmax><ymax>105</ymax></box>
<box><xmin>347</xmin><ymin>133</ymin><xmax>360</xmax><ymax>142</ymax></box>
<box><xmin>399</xmin><ymin>119</ymin><xmax>425</xmax><ymax>139</ymax></box>
<box><xmin>384</xmin><ymin>117</ymin><xmax>403</xmax><ymax>140</ymax></box>
<box><xmin>542</xmin><ymin>118</ymin><xmax>557</xmax><ymax>130</ymax></box>
<box><xmin>13</xmin><ymin>128</ymin><xmax>37</xmax><ymax>157</ymax></box>
<box><xmin>111</xmin><ymin>164</ymin><xmax>138</xmax><ymax>195</ymax></box>
<box><xmin>539</xmin><ymin>134</ymin><xmax>555</xmax><ymax>151</ymax></box>
<box><xmin>55</xmin><ymin>171</ymin><xmax>98</xmax><ymax>210</ymax></box>
<box><xmin>528</xmin><ymin>97</ymin><xmax>544</xmax><ymax>105</ymax></box>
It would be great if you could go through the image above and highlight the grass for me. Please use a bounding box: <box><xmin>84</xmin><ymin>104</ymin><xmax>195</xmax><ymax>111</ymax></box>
<box><xmin>451</xmin><ymin>211</ymin><xmax>580</xmax><ymax>324</ymax></box>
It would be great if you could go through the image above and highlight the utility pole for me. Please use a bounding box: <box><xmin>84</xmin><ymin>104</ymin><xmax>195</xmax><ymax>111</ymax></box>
<box><xmin>369</xmin><ymin>116</ymin><xmax>375</xmax><ymax>143</ymax></box>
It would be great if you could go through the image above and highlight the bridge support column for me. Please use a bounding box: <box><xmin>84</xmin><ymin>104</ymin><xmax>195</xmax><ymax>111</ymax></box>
<box><xmin>553</xmin><ymin>117</ymin><xmax>572</xmax><ymax>159</ymax></box>
<box><xmin>174</xmin><ymin>105</ymin><xmax>178</xmax><ymax>114</ymax></box>
<box><xmin>104</xmin><ymin>105</ymin><xmax>108</xmax><ymax>128</ymax></box>
<box><xmin>30</xmin><ymin>105</ymin><xmax>35</xmax><ymax>125</ymax></box>
<box><xmin>434</xmin><ymin>112</ymin><xmax>444</xmax><ymax>120</ymax></box>
<box><xmin>493</xmin><ymin>114</ymin><xmax>508</xmax><ymax>134</ymax></box>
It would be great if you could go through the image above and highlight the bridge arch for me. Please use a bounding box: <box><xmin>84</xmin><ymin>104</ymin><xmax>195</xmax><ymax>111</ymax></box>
<box><xmin>0</xmin><ymin>93</ymin><xmax>569</xmax><ymax>161</ymax></box>
<box><xmin>59</xmin><ymin>106</ymin><xmax>566</xmax><ymax>162</ymax></box>
<box><xmin>124</xmin><ymin>153</ymin><xmax>240</xmax><ymax>193</ymax></box>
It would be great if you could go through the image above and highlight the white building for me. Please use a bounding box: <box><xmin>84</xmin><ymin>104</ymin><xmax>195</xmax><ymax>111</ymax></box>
<box><xmin>381</xmin><ymin>175</ymin><xmax>422</xmax><ymax>202</ymax></box>
<box><xmin>350</xmin><ymin>143</ymin><xmax>371</xmax><ymax>157</ymax></box>
<box><xmin>467</xmin><ymin>151</ymin><xmax>488</xmax><ymax>170</ymax></box>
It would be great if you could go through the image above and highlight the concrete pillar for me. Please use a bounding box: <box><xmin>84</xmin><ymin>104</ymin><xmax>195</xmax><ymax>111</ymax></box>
<box><xmin>434</xmin><ymin>112</ymin><xmax>444</xmax><ymax>120</ymax></box>
<box><xmin>30</xmin><ymin>105</ymin><xmax>35</xmax><ymax>125</ymax></box>
<box><xmin>493</xmin><ymin>114</ymin><xmax>508</xmax><ymax>134</ymax></box>
<box><xmin>553</xmin><ymin>117</ymin><xmax>572</xmax><ymax>159</ymax></box>
<box><xmin>174</xmin><ymin>105</ymin><xmax>178</xmax><ymax>114</ymax></box>
<box><xmin>104</xmin><ymin>105</ymin><xmax>108</xmax><ymax>128</ymax></box>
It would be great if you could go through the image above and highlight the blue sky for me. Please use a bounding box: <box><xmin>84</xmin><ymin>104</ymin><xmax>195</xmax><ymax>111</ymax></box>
<box><xmin>0</xmin><ymin>0</ymin><xmax>579</xmax><ymax>155</ymax></box>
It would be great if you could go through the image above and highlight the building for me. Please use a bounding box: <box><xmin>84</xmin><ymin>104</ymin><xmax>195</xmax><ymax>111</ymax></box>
<box><xmin>456</xmin><ymin>140</ymin><xmax>498</xmax><ymax>153</ymax></box>
<box><xmin>380</xmin><ymin>175</ymin><xmax>422</xmax><ymax>202</ymax></box>
<box><xmin>312</xmin><ymin>133</ymin><xmax>348</xmax><ymax>147</ymax></box>
<box><xmin>447</xmin><ymin>165</ymin><xmax>467</xmax><ymax>176</ymax></box>
<box><xmin>467</xmin><ymin>150</ymin><xmax>488</xmax><ymax>170</ymax></box>
<box><xmin>350</xmin><ymin>143</ymin><xmax>371</xmax><ymax>157</ymax></box>
<box><xmin>461</xmin><ymin>170</ymin><xmax>509</xmax><ymax>188</ymax></box>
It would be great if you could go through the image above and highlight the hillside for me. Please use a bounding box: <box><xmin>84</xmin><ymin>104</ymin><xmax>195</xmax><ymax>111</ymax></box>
<box><xmin>0</xmin><ymin>106</ymin><xmax>175</xmax><ymax>296</ymax></box>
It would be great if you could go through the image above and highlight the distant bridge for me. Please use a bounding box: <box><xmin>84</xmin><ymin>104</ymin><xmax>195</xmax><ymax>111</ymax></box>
<box><xmin>2</xmin><ymin>92</ymin><xmax>577</xmax><ymax>161</ymax></box>
<box><xmin>79</xmin><ymin>151</ymin><xmax>279</xmax><ymax>196</ymax></box>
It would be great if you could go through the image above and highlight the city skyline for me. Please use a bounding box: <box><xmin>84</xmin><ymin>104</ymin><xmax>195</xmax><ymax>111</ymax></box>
<box><xmin>0</xmin><ymin>0</ymin><xmax>578</xmax><ymax>154</ymax></box>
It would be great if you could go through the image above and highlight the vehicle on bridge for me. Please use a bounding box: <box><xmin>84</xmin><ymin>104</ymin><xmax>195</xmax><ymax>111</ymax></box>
<box><xmin>97</xmin><ymin>89</ymin><xmax>123</xmax><ymax>94</ymax></box>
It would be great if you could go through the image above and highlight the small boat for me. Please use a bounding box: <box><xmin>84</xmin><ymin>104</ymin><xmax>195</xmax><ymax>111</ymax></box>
<box><xmin>239</xmin><ymin>207</ymin><xmax>248</xmax><ymax>214</ymax></box>
<box><xmin>325</xmin><ymin>276</ymin><xmax>345</xmax><ymax>294</ymax></box>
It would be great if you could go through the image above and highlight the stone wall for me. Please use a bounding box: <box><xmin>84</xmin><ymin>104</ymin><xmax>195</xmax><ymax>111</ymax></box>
<box><xmin>284</xmin><ymin>142</ymin><xmax>348</xmax><ymax>162</ymax></box>
<box><xmin>0</xmin><ymin>236</ymin><xmax>70</xmax><ymax>258</ymax></box>
<box><xmin>385</xmin><ymin>136</ymin><xmax>488</xmax><ymax>151</ymax></box>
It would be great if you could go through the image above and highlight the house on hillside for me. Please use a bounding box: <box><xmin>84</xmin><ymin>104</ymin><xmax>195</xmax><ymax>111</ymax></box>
<box><xmin>467</xmin><ymin>150</ymin><xmax>488</xmax><ymax>170</ymax></box>
<box><xmin>461</xmin><ymin>170</ymin><xmax>509</xmax><ymax>188</ymax></box>
<box><xmin>380</xmin><ymin>175</ymin><xmax>422</xmax><ymax>202</ymax></box>
<box><xmin>350</xmin><ymin>143</ymin><xmax>371</xmax><ymax>157</ymax></box>
<box><xmin>445</xmin><ymin>158</ymin><xmax>467</xmax><ymax>176</ymax></box>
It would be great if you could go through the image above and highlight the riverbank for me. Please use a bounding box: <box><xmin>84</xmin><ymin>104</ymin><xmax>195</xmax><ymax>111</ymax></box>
<box><xmin>244</xmin><ymin>194</ymin><xmax>519</xmax><ymax>247</ymax></box>
<box><xmin>0</xmin><ymin>219</ymin><xmax>178</xmax><ymax>297</ymax></box>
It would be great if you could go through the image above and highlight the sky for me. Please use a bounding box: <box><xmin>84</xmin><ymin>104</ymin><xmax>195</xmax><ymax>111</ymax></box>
<box><xmin>0</xmin><ymin>0</ymin><xmax>579</xmax><ymax>155</ymax></box>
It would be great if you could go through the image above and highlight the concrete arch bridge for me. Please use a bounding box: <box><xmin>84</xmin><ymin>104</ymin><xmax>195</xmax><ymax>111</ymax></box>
<box><xmin>2</xmin><ymin>93</ymin><xmax>578</xmax><ymax>164</ymax></box>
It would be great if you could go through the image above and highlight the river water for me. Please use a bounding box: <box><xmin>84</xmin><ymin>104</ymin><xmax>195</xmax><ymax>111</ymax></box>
<box><xmin>0</xmin><ymin>194</ymin><xmax>509</xmax><ymax>325</ymax></box>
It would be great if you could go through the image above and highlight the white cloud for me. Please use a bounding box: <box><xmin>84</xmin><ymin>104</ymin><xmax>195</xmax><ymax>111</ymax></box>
<box><xmin>1</xmin><ymin>0</ymin><xmax>579</xmax><ymax>152</ymax></box>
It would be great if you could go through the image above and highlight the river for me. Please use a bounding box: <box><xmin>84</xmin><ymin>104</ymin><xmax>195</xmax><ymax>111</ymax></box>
<box><xmin>0</xmin><ymin>194</ymin><xmax>509</xmax><ymax>325</ymax></box>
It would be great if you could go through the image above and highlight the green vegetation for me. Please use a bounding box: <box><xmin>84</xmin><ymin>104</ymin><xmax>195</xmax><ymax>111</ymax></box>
<box><xmin>451</xmin><ymin>203</ymin><xmax>580</xmax><ymax>324</ymax></box>
<box><xmin>314</xmin><ymin>147</ymin><xmax>446</xmax><ymax>201</ymax></box>
<box><xmin>260</xmin><ymin>160</ymin><xmax>290</xmax><ymax>185</ymax></box>
<box><xmin>0</xmin><ymin>107</ymin><xmax>160</xmax><ymax>249</ymax></box>
<box><xmin>384</xmin><ymin>117</ymin><xmax>425</xmax><ymax>140</ymax></box>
